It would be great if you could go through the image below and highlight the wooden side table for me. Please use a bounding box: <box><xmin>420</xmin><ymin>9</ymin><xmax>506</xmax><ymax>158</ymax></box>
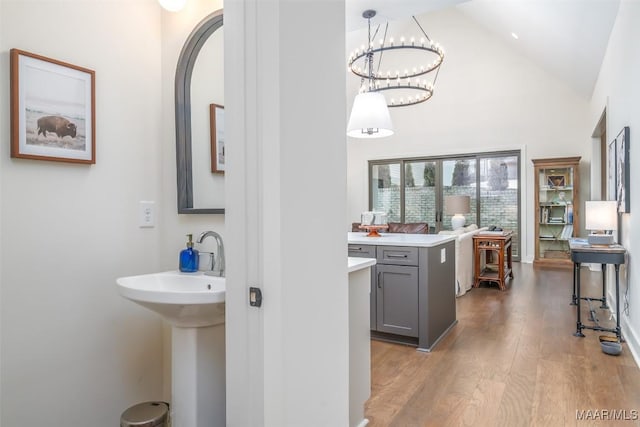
<box><xmin>473</xmin><ymin>232</ymin><xmax>514</xmax><ymax>291</ymax></box>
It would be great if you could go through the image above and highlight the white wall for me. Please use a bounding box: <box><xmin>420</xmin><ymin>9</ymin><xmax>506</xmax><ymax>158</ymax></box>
<box><xmin>346</xmin><ymin>8</ymin><xmax>592</xmax><ymax>262</ymax></box>
<box><xmin>225</xmin><ymin>0</ymin><xmax>349</xmax><ymax>425</ymax></box>
<box><xmin>590</xmin><ymin>0</ymin><xmax>640</xmax><ymax>364</ymax></box>
<box><xmin>0</xmin><ymin>0</ymin><xmax>165</xmax><ymax>425</ymax></box>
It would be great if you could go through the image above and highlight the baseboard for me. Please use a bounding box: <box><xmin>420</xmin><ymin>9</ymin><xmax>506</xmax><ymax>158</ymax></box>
<box><xmin>370</xmin><ymin>331</ymin><xmax>418</xmax><ymax>347</ymax></box>
<box><xmin>417</xmin><ymin>320</ymin><xmax>458</xmax><ymax>352</ymax></box>
<box><xmin>622</xmin><ymin>318</ymin><xmax>640</xmax><ymax>369</ymax></box>
<box><xmin>606</xmin><ymin>288</ymin><xmax>640</xmax><ymax>368</ymax></box>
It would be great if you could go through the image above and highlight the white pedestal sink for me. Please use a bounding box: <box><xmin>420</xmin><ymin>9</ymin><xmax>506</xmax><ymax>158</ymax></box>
<box><xmin>117</xmin><ymin>271</ymin><xmax>226</xmax><ymax>427</ymax></box>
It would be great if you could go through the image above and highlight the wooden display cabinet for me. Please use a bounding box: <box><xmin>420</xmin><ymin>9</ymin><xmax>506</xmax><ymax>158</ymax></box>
<box><xmin>532</xmin><ymin>157</ymin><xmax>581</xmax><ymax>267</ymax></box>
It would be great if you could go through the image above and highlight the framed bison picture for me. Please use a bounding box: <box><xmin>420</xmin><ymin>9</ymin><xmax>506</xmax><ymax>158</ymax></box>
<box><xmin>10</xmin><ymin>49</ymin><xmax>95</xmax><ymax>164</ymax></box>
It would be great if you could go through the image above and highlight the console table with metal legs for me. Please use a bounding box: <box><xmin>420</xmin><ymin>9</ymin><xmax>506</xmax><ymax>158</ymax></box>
<box><xmin>568</xmin><ymin>238</ymin><xmax>626</xmax><ymax>341</ymax></box>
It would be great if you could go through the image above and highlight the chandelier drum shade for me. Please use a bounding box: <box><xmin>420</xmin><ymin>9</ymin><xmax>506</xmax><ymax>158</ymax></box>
<box><xmin>347</xmin><ymin>92</ymin><xmax>394</xmax><ymax>138</ymax></box>
<box><xmin>347</xmin><ymin>11</ymin><xmax>445</xmax><ymax>108</ymax></box>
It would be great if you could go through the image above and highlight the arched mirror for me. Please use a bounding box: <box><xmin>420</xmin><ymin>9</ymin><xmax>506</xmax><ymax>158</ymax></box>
<box><xmin>175</xmin><ymin>10</ymin><xmax>224</xmax><ymax>214</ymax></box>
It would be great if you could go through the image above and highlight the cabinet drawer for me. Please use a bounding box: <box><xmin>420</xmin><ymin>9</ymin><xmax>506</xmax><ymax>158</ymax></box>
<box><xmin>348</xmin><ymin>244</ymin><xmax>376</xmax><ymax>258</ymax></box>
<box><xmin>377</xmin><ymin>246</ymin><xmax>419</xmax><ymax>266</ymax></box>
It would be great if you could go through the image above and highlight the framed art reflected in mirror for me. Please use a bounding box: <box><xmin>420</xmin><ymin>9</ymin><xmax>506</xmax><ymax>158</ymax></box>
<box><xmin>210</xmin><ymin>103</ymin><xmax>224</xmax><ymax>174</ymax></box>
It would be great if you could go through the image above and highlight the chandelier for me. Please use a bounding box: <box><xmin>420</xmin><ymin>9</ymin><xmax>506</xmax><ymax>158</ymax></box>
<box><xmin>347</xmin><ymin>10</ymin><xmax>445</xmax><ymax>108</ymax></box>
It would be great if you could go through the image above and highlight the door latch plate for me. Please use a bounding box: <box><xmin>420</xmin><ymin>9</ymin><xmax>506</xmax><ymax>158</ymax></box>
<box><xmin>249</xmin><ymin>287</ymin><xmax>262</xmax><ymax>307</ymax></box>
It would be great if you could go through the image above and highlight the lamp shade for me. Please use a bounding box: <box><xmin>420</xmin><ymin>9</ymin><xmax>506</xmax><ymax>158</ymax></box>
<box><xmin>347</xmin><ymin>92</ymin><xmax>394</xmax><ymax>138</ymax></box>
<box><xmin>444</xmin><ymin>195</ymin><xmax>471</xmax><ymax>230</ymax></box>
<box><xmin>585</xmin><ymin>201</ymin><xmax>617</xmax><ymax>231</ymax></box>
<box><xmin>444</xmin><ymin>195</ymin><xmax>471</xmax><ymax>215</ymax></box>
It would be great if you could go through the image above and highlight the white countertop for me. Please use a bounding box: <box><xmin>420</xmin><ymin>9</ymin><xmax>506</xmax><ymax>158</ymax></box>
<box><xmin>348</xmin><ymin>232</ymin><xmax>455</xmax><ymax>248</ymax></box>
<box><xmin>348</xmin><ymin>257</ymin><xmax>376</xmax><ymax>273</ymax></box>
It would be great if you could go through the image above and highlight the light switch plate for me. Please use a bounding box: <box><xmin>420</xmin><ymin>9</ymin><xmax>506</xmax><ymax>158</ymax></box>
<box><xmin>139</xmin><ymin>201</ymin><xmax>155</xmax><ymax>228</ymax></box>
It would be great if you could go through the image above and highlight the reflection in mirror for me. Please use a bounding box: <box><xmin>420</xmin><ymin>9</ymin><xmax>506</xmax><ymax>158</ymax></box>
<box><xmin>175</xmin><ymin>10</ymin><xmax>224</xmax><ymax>214</ymax></box>
<box><xmin>191</xmin><ymin>26</ymin><xmax>224</xmax><ymax>208</ymax></box>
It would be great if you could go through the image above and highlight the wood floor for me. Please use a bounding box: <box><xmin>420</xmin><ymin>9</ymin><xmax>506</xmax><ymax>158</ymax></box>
<box><xmin>366</xmin><ymin>262</ymin><xmax>640</xmax><ymax>427</ymax></box>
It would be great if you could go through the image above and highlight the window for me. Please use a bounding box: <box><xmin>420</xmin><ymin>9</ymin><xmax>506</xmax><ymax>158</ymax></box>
<box><xmin>404</xmin><ymin>161</ymin><xmax>436</xmax><ymax>223</ymax></box>
<box><xmin>370</xmin><ymin>162</ymin><xmax>401</xmax><ymax>222</ymax></box>
<box><xmin>479</xmin><ymin>155</ymin><xmax>520</xmax><ymax>257</ymax></box>
<box><xmin>369</xmin><ymin>151</ymin><xmax>521</xmax><ymax>259</ymax></box>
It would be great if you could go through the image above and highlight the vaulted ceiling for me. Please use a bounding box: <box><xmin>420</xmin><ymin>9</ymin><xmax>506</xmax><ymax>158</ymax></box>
<box><xmin>346</xmin><ymin>0</ymin><xmax>621</xmax><ymax>98</ymax></box>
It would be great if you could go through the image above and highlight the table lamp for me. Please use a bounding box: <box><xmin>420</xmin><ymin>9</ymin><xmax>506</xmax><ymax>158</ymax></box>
<box><xmin>585</xmin><ymin>200</ymin><xmax>617</xmax><ymax>245</ymax></box>
<box><xmin>444</xmin><ymin>195</ymin><xmax>471</xmax><ymax>230</ymax></box>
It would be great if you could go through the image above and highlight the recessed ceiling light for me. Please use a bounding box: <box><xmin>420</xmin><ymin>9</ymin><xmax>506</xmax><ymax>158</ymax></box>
<box><xmin>511</xmin><ymin>32</ymin><xmax>519</xmax><ymax>40</ymax></box>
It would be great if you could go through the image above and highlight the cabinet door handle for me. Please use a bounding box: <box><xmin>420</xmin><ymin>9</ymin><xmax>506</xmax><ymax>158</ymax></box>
<box><xmin>377</xmin><ymin>271</ymin><xmax>382</xmax><ymax>288</ymax></box>
<box><xmin>387</xmin><ymin>254</ymin><xmax>408</xmax><ymax>258</ymax></box>
<box><xmin>351</xmin><ymin>247</ymin><xmax>363</xmax><ymax>251</ymax></box>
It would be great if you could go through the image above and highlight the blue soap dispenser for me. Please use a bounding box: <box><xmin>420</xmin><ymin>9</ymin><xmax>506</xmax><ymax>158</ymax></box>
<box><xmin>179</xmin><ymin>234</ymin><xmax>199</xmax><ymax>272</ymax></box>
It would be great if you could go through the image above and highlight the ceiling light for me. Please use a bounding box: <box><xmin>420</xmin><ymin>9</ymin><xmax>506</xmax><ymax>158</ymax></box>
<box><xmin>158</xmin><ymin>0</ymin><xmax>186</xmax><ymax>12</ymax></box>
<box><xmin>347</xmin><ymin>10</ymin><xmax>445</xmax><ymax>108</ymax></box>
<box><xmin>511</xmin><ymin>32</ymin><xmax>519</xmax><ymax>40</ymax></box>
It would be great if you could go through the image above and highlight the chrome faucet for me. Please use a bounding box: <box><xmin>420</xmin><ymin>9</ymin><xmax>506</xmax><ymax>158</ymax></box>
<box><xmin>197</xmin><ymin>231</ymin><xmax>225</xmax><ymax>277</ymax></box>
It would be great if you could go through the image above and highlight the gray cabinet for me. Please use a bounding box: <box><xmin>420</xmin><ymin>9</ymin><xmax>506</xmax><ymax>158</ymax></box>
<box><xmin>376</xmin><ymin>264</ymin><xmax>418</xmax><ymax>337</ymax></box>
<box><xmin>348</xmin><ymin>240</ymin><xmax>456</xmax><ymax>351</ymax></box>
